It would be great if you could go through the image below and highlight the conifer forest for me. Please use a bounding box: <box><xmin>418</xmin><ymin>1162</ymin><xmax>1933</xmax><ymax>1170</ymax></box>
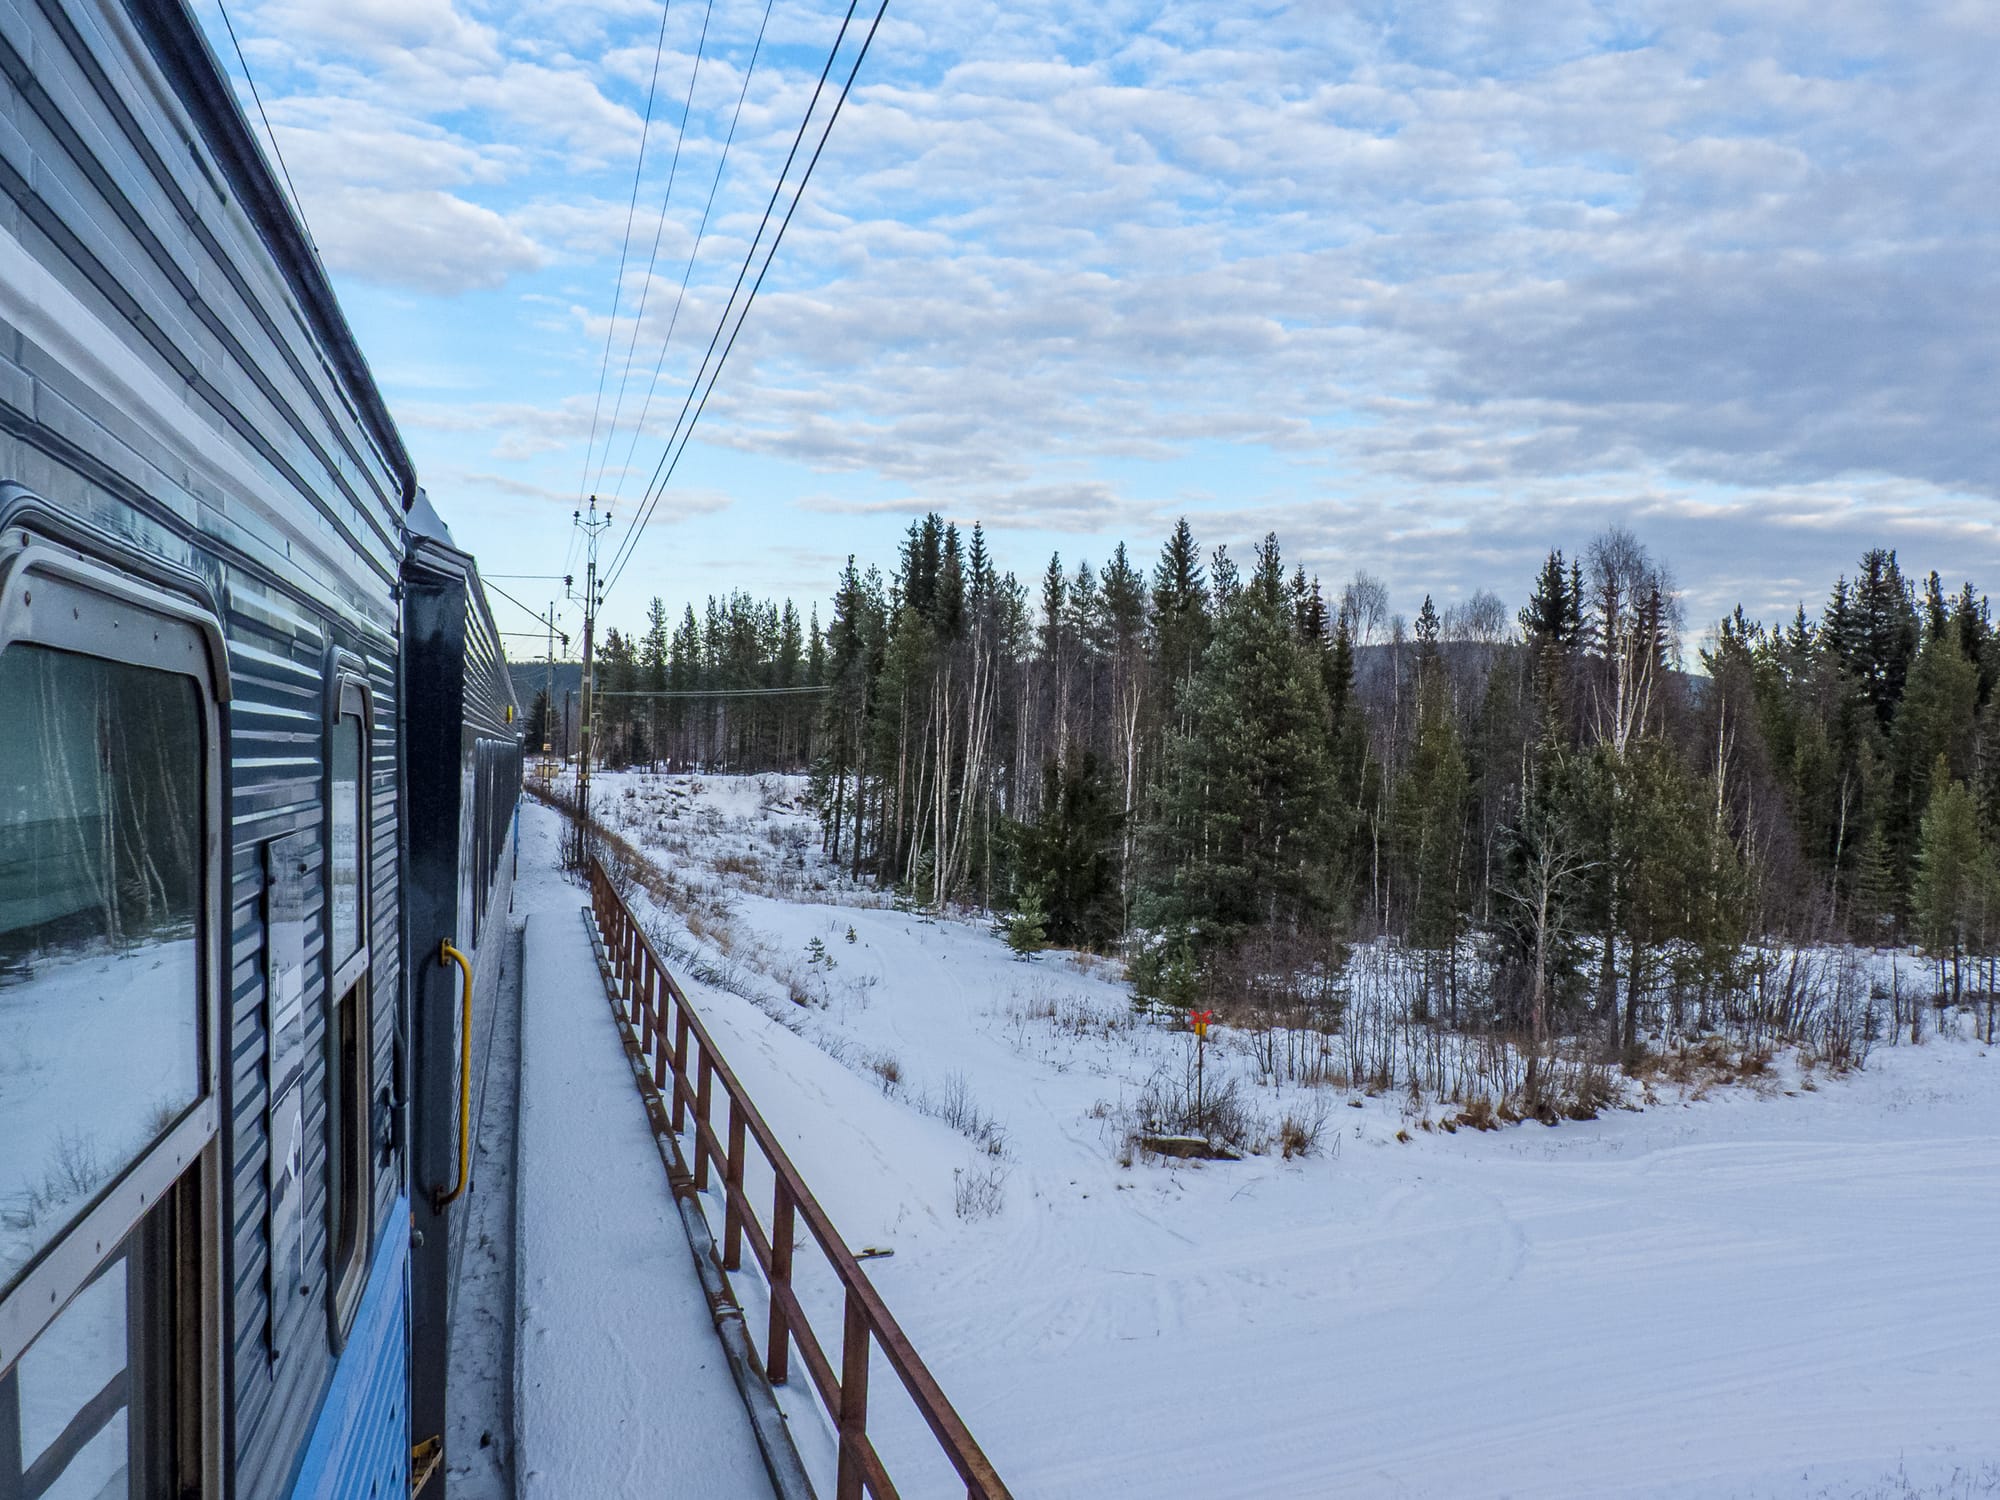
<box><xmin>567</xmin><ymin>517</ymin><xmax>2000</xmax><ymax>1114</ymax></box>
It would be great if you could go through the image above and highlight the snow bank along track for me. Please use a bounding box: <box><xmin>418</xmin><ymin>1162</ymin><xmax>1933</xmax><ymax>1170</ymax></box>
<box><xmin>585</xmin><ymin>856</ymin><xmax>1014</xmax><ymax>1500</ymax></box>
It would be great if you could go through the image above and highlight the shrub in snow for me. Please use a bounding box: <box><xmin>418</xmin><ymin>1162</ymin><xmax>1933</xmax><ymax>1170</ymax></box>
<box><xmin>921</xmin><ymin>1072</ymin><xmax>1008</xmax><ymax>1157</ymax></box>
<box><xmin>952</xmin><ymin>1163</ymin><xmax>1007</xmax><ymax>1221</ymax></box>
<box><xmin>864</xmin><ymin>1049</ymin><xmax>903</xmax><ymax>1095</ymax></box>
<box><xmin>1275</xmin><ymin>1099</ymin><xmax>1332</xmax><ymax>1159</ymax></box>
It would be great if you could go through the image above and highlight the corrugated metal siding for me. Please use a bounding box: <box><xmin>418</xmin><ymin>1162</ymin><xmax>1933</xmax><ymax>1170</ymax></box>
<box><xmin>365</xmin><ymin>649</ymin><xmax>402</xmax><ymax>1238</ymax></box>
<box><xmin>460</xmin><ymin>579</ymin><xmax>519</xmax><ymax>946</ymax></box>
<box><xmin>284</xmin><ymin>1204</ymin><xmax>412</xmax><ymax>1500</ymax></box>
<box><xmin>221</xmin><ymin>578</ymin><xmax>403</xmax><ymax>1500</ymax></box>
<box><xmin>0</xmin><ymin>0</ymin><xmax>404</xmax><ymax>589</ymax></box>
<box><xmin>223</xmin><ymin>574</ymin><xmax>328</xmax><ymax>1496</ymax></box>
<box><xmin>0</xmin><ymin>3</ymin><xmax>417</xmax><ymax>1497</ymax></box>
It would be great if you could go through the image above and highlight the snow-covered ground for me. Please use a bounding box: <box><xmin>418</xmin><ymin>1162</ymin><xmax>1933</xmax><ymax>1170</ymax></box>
<box><xmin>509</xmin><ymin>806</ymin><xmax>777</xmax><ymax>1499</ymax></box>
<box><xmin>568</xmin><ymin>772</ymin><xmax>2000</xmax><ymax>1499</ymax></box>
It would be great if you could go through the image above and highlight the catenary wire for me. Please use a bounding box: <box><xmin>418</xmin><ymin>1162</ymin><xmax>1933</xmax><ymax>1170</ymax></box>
<box><xmin>597</xmin><ymin>0</ymin><xmax>862</xmax><ymax>593</ymax></box>
<box><xmin>600</xmin><ymin>0</ymin><xmax>882</xmax><ymax>600</ymax></box>
<box><xmin>484</xmin><ymin>578</ymin><xmax>567</xmax><ymax>628</ymax></box>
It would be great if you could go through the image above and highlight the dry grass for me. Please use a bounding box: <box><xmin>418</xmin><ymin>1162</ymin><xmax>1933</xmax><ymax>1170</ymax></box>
<box><xmin>864</xmin><ymin>1048</ymin><xmax>903</xmax><ymax>1095</ymax></box>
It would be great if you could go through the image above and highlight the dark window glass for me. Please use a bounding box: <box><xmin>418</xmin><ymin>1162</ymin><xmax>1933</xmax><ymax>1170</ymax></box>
<box><xmin>326</xmin><ymin>979</ymin><xmax>367</xmax><ymax>1321</ymax></box>
<box><xmin>0</xmin><ymin>646</ymin><xmax>201</xmax><ymax>1296</ymax></box>
<box><xmin>329</xmin><ymin>715</ymin><xmax>363</xmax><ymax>967</ymax></box>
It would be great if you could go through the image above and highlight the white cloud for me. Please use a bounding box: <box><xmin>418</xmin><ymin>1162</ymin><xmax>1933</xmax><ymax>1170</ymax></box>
<box><xmin>310</xmin><ymin>188</ymin><xmax>548</xmax><ymax>293</ymax></box>
<box><xmin>209</xmin><ymin>0</ymin><xmax>1999</xmax><ymax>622</ymax></box>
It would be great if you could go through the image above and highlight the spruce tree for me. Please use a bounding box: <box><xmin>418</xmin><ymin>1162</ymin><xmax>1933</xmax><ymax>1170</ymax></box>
<box><xmin>1150</xmin><ymin>519</ymin><xmax>1210</xmax><ymax>741</ymax></box>
<box><xmin>1007</xmin><ymin>885</ymin><xmax>1050</xmax><ymax>957</ymax></box>
<box><xmin>1138</xmin><ymin>536</ymin><xmax>1341</xmax><ymax>975</ymax></box>
<box><xmin>1012</xmin><ymin>753</ymin><xmax>1123</xmax><ymax>949</ymax></box>
<box><xmin>1395</xmin><ymin>598</ymin><xmax>1471</xmax><ymax>1008</ymax></box>
<box><xmin>641</xmin><ymin>598</ymin><xmax>670</xmax><ymax>692</ymax></box>
<box><xmin>1914</xmin><ymin>760</ymin><xmax>1984</xmax><ymax>1005</ymax></box>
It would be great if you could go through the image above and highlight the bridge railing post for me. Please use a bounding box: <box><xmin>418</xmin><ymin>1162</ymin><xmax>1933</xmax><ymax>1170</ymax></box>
<box><xmin>672</xmin><ymin>1011</ymin><xmax>690</xmax><ymax>1133</ymax></box>
<box><xmin>693</xmin><ymin>1051</ymin><xmax>714</xmax><ymax>1191</ymax></box>
<box><xmin>837</xmin><ymin>1288</ymin><xmax>869</xmax><ymax>1500</ymax></box>
<box><xmin>724</xmin><ymin>1103</ymin><xmax>746</xmax><ymax>1271</ymax></box>
<box><xmin>767</xmin><ymin>1180</ymin><xmax>795</xmax><ymax>1386</ymax></box>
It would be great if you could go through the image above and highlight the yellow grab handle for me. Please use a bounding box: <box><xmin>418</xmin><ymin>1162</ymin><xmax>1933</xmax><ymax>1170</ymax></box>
<box><xmin>434</xmin><ymin>939</ymin><xmax>473</xmax><ymax>1210</ymax></box>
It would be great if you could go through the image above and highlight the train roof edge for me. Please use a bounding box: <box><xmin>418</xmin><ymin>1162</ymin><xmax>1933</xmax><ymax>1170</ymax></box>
<box><xmin>129</xmin><ymin>0</ymin><xmax>418</xmax><ymax>511</ymax></box>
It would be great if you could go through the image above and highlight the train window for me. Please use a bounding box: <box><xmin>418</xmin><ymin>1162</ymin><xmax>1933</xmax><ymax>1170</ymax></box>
<box><xmin>329</xmin><ymin>714</ymin><xmax>364</xmax><ymax>970</ymax></box>
<box><xmin>0</xmin><ymin>545</ymin><xmax>223</xmax><ymax>1500</ymax></box>
<box><xmin>325</xmin><ymin>698</ymin><xmax>371</xmax><ymax>1340</ymax></box>
<box><xmin>0</xmin><ymin>644</ymin><xmax>202</xmax><ymax>1294</ymax></box>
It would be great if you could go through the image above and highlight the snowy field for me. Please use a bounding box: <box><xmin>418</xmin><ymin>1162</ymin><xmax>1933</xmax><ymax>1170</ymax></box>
<box><xmin>557</xmin><ymin>773</ymin><xmax>2000</xmax><ymax>1499</ymax></box>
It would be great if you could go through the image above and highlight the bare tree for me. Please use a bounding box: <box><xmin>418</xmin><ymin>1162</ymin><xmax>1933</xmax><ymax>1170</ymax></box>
<box><xmin>1443</xmin><ymin>588</ymin><xmax>1510</xmax><ymax>646</ymax></box>
<box><xmin>1586</xmin><ymin>526</ymin><xmax>1683</xmax><ymax>755</ymax></box>
<box><xmin>1341</xmin><ymin>570</ymin><xmax>1389</xmax><ymax>648</ymax></box>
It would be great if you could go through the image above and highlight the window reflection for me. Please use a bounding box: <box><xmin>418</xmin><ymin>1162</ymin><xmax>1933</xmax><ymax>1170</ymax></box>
<box><xmin>330</xmin><ymin>714</ymin><xmax>363</xmax><ymax>967</ymax></box>
<box><xmin>0</xmin><ymin>645</ymin><xmax>201</xmax><ymax>1295</ymax></box>
<box><xmin>9</xmin><ymin>1253</ymin><xmax>129</xmax><ymax>1498</ymax></box>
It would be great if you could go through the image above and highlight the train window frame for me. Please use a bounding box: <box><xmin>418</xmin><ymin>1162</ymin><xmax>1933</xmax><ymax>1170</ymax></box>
<box><xmin>0</xmin><ymin>538</ymin><xmax>227</xmax><ymax>1497</ymax></box>
<box><xmin>324</xmin><ymin>669</ymin><xmax>375</xmax><ymax>1347</ymax></box>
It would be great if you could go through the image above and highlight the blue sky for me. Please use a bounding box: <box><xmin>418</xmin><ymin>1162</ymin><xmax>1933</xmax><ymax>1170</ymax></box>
<box><xmin>202</xmin><ymin>0</ymin><xmax>2000</xmax><ymax>647</ymax></box>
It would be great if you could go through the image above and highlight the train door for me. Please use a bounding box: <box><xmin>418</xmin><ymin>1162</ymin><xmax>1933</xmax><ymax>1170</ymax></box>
<box><xmin>0</xmin><ymin>546</ymin><xmax>226</xmax><ymax>1498</ymax></box>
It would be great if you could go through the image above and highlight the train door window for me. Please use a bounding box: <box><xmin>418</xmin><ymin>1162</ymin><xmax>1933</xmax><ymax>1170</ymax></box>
<box><xmin>325</xmin><ymin>690</ymin><xmax>371</xmax><ymax>1341</ymax></box>
<box><xmin>0</xmin><ymin>546</ymin><xmax>224</xmax><ymax>1498</ymax></box>
<box><xmin>0</xmin><ymin>646</ymin><xmax>200</xmax><ymax>1283</ymax></box>
<box><xmin>0</xmin><ymin>1180</ymin><xmax>198</xmax><ymax>1500</ymax></box>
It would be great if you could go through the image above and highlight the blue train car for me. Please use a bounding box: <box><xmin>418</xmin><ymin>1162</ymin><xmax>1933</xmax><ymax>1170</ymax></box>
<box><xmin>0</xmin><ymin>2</ymin><xmax>519</xmax><ymax>1497</ymax></box>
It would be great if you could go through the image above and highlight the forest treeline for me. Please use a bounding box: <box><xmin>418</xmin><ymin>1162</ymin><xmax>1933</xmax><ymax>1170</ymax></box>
<box><xmin>528</xmin><ymin>593</ymin><xmax>828</xmax><ymax>771</ymax></box>
<box><xmin>581</xmin><ymin>515</ymin><xmax>2000</xmax><ymax>1077</ymax></box>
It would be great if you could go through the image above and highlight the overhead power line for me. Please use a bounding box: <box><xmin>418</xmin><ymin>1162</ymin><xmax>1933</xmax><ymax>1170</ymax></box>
<box><xmin>600</xmin><ymin>0</ymin><xmax>866</xmax><ymax>596</ymax></box>
<box><xmin>596</xmin><ymin>686</ymin><xmax>834</xmax><ymax>699</ymax></box>
<box><xmin>588</xmin><ymin>0</ymin><xmax>719</xmax><ymax>503</ymax></box>
<box><xmin>215</xmin><ymin>1</ymin><xmax>317</xmax><ymax>254</ymax></box>
<box><xmin>569</xmin><ymin>0</ymin><xmax>677</xmax><ymax>571</ymax></box>
<box><xmin>601</xmin><ymin>0</ymin><xmax>888</xmax><ymax>602</ymax></box>
<box><xmin>606</xmin><ymin>0</ymin><xmax>778</xmax><ymax>509</ymax></box>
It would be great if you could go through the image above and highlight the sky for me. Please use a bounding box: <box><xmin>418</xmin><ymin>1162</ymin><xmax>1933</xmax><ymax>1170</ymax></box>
<box><xmin>200</xmin><ymin>0</ymin><xmax>2000</xmax><ymax>649</ymax></box>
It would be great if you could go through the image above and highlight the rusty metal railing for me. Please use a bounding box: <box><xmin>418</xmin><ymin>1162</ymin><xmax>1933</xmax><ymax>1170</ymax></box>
<box><xmin>585</xmin><ymin>857</ymin><xmax>1013</xmax><ymax>1500</ymax></box>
